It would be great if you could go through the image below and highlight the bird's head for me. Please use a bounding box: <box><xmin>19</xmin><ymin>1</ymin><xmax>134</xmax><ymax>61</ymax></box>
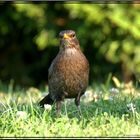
<box><xmin>59</xmin><ymin>30</ymin><xmax>80</xmax><ymax>49</ymax></box>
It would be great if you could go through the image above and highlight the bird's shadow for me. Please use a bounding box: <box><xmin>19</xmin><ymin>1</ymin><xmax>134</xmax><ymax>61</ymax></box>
<box><xmin>27</xmin><ymin>96</ymin><xmax>140</xmax><ymax>123</ymax></box>
<box><xmin>52</xmin><ymin>97</ymin><xmax>140</xmax><ymax>121</ymax></box>
<box><xmin>2</xmin><ymin>96</ymin><xmax>140</xmax><ymax>126</ymax></box>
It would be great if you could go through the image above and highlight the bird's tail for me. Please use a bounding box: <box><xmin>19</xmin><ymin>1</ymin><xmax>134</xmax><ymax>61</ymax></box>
<box><xmin>39</xmin><ymin>94</ymin><xmax>54</xmax><ymax>108</ymax></box>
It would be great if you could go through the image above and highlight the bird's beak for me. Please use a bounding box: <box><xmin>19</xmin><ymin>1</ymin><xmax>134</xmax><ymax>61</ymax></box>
<box><xmin>63</xmin><ymin>33</ymin><xmax>70</xmax><ymax>39</ymax></box>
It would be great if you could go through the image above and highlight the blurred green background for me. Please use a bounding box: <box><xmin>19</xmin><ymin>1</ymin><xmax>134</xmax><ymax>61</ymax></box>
<box><xmin>0</xmin><ymin>2</ymin><xmax>140</xmax><ymax>87</ymax></box>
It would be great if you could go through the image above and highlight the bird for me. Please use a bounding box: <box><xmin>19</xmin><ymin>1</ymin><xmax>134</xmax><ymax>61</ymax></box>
<box><xmin>39</xmin><ymin>30</ymin><xmax>89</xmax><ymax>116</ymax></box>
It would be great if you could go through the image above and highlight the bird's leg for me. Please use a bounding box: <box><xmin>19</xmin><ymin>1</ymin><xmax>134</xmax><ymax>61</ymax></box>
<box><xmin>56</xmin><ymin>100</ymin><xmax>62</xmax><ymax>117</ymax></box>
<box><xmin>75</xmin><ymin>92</ymin><xmax>82</xmax><ymax>116</ymax></box>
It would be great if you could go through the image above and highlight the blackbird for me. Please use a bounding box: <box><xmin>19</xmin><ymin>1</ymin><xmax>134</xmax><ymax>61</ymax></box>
<box><xmin>39</xmin><ymin>30</ymin><xmax>89</xmax><ymax>115</ymax></box>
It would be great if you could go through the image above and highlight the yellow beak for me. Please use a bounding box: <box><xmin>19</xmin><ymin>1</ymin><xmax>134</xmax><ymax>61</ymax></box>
<box><xmin>63</xmin><ymin>33</ymin><xmax>70</xmax><ymax>39</ymax></box>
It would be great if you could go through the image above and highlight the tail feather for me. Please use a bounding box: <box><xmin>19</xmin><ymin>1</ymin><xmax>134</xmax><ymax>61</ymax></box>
<box><xmin>39</xmin><ymin>94</ymin><xmax>54</xmax><ymax>108</ymax></box>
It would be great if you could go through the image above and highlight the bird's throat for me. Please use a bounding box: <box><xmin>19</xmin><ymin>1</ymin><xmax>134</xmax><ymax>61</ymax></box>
<box><xmin>65</xmin><ymin>48</ymin><xmax>78</xmax><ymax>56</ymax></box>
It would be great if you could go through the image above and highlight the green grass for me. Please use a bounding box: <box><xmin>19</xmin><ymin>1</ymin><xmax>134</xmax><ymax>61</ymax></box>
<box><xmin>1</xmin><ymin>79</ymin><xmax>140</xmax><ymax>137</ymax></box>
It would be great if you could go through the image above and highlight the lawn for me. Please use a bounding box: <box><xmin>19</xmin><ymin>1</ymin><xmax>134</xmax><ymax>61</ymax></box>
<box><xmin>0</xmin><ymin>77</ymin><xmax>140</xmax><ymax>137</ymax></box>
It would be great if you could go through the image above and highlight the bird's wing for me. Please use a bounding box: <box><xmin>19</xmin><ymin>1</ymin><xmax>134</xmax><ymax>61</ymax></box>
<box><xmin>48</xmin><ymin>63</ymin><xmax>54</xmax><ymax>81</ymax></box>
<box><xmin>48</xmin><ymin>55</ymin><xmax>59</xmax><ymax>81</ymax></box>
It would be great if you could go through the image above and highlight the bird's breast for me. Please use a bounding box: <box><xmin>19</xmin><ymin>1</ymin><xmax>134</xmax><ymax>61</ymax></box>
<box><xmin>48</xmin><ymin>47</ymin><xmax>89</xmax><ymax>98</ymax></box>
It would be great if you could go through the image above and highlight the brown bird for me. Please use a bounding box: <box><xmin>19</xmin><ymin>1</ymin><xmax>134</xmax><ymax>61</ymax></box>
<box><xmin>39</xmin><ymin>30</ymin><xmax>89</xmax><ymax>115</ymax></box>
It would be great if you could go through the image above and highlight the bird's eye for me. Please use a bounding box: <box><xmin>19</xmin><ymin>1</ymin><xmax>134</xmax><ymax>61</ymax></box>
<box><xmin>72</xmin><ymin>34</ymin><xmax>75</xmax><ymax>38</ymax></box>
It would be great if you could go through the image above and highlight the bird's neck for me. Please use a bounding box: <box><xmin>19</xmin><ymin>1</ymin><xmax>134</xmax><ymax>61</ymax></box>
<box><xmin>59</xmin><ymin>45</ymin><xmax>82</xmax><ymax>56</ymax></box>
<box><xmin>65</xmin><ymin>47</ymin><xmax>78</xmax><ymax>56</ymax></box>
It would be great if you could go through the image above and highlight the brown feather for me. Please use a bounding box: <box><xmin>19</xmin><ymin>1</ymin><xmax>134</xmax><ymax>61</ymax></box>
<box><xmin>39</xmin><ymin>30</ymin><xmax>89</xmax><ymax>115</ymax></box>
